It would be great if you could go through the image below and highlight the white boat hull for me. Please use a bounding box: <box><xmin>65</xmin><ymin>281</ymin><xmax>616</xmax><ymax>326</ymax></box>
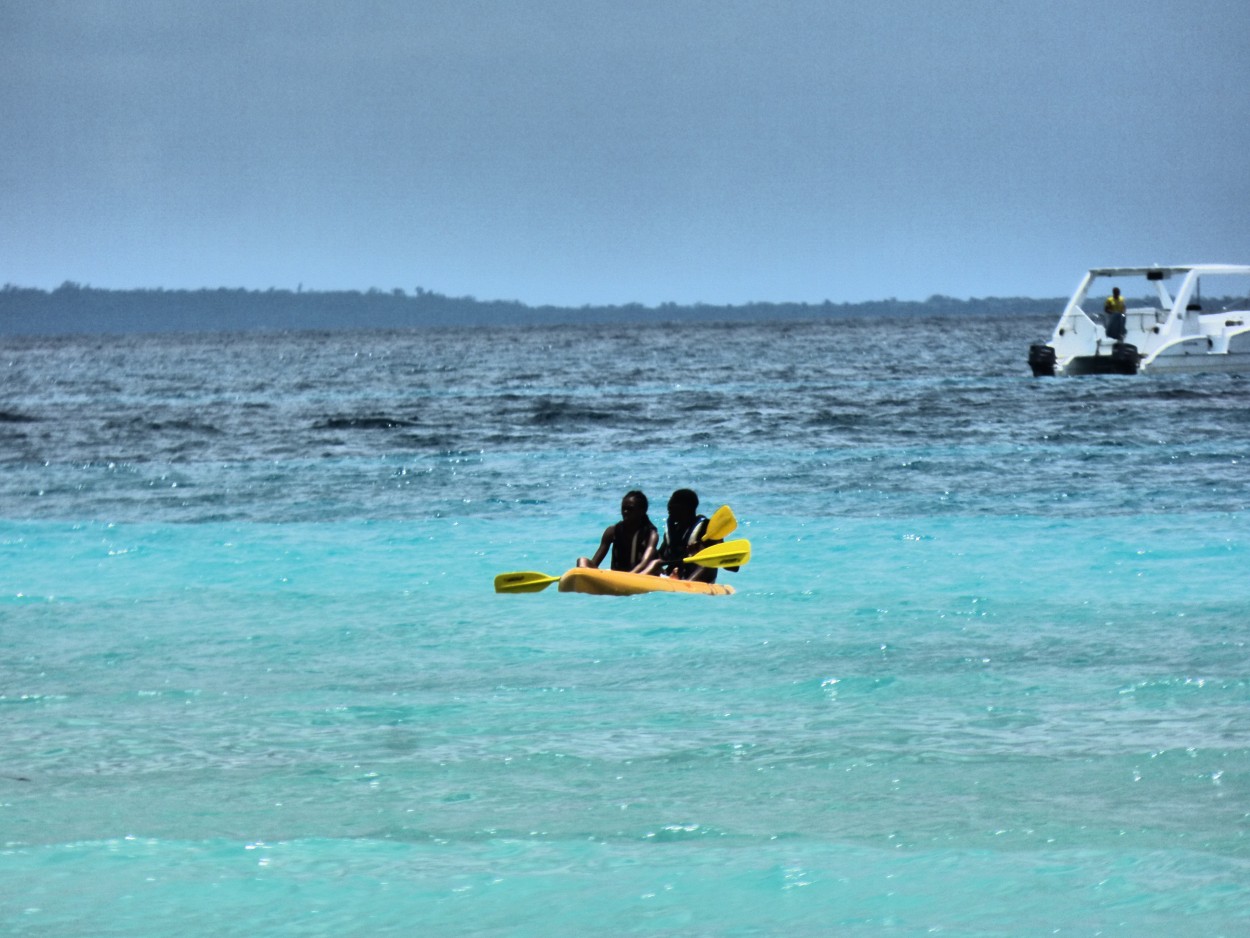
<box><xmin>1030</xmin><ymin>265</ymin><xmax>1250</xmax><ymax>377</ymax></box>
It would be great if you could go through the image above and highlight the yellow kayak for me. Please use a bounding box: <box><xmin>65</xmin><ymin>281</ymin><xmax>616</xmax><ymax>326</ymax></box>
<box><xmin>557</xmin><ymin>568</ymin><xmax>734</xmax><ymax>596</ymax></box>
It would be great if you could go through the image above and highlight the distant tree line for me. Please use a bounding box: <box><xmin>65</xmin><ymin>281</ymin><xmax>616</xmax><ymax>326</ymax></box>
<box><xmin>0</xmin><ymin>281</ymin><xmax>1067</xmax><ymax>336</ymax></box>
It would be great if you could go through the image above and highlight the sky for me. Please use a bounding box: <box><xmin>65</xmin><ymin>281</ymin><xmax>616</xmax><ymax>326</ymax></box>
<box><xmin>3</xmin><ymin>0</ymin><xmax>1248</xmax><ymax>307</ymax></box>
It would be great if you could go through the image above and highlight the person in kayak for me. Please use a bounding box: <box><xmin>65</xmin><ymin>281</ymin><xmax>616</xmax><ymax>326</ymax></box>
<box><xmin>576</xmin><ymin>490</ymin><xmax>659</xmax><ymax>574</ymax></box>
<box><xmin>646</xmin><ymin>488</ymin><xmax>720</xmax><ymax>582</ymax></box>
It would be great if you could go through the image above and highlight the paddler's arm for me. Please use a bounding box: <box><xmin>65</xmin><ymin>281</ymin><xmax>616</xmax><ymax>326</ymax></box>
<box><xmin>628</xmin><ymin>527</ymin><xmax>660</xmax><ymax>575</ymax></box>
<box><xmin>577</xmin><ymin>524</ymin><xmax>615</xmax><ymax>569</ymax></box>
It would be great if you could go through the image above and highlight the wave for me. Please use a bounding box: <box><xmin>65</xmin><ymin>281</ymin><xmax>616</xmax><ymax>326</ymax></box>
<box><xmin>313</xmin><ymin>415</ymin><xmax>421</xmax><ymax>430</ymax></box>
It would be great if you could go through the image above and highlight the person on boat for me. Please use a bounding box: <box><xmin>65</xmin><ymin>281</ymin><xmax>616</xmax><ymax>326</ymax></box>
<box><xmin>576</xmin><ymin>490</ymin><xmax>659</xmax><ymax>574</ymax></box>
<box><xmin>1103</xmin><ymin>287</ymin><xmax>1127</xmax><ymax>340</ymax></box>
<box><xmin>646</xmin><ymin>488</ymin><xmax>720</xmax><ymax>582</ymax></box>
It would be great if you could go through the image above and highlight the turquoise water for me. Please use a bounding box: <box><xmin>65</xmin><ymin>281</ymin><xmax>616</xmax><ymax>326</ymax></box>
<box><xmin>2</xmin><ymin>319</ymin><xmax>1249</xmax><ymax>935</ymax></box>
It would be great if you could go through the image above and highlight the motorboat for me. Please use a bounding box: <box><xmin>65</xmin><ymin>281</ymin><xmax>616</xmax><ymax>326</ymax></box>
<box><xmin>1028</xmin><ymin>265</ymin><xmax>1250</xmax><ymax>376</ymax></box>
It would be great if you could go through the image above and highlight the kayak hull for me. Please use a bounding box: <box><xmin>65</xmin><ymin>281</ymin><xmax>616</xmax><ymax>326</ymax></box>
<box><xmin>558</xmin><ymin>568</ymin><xmax>734</xmax><ymax>596</ymax></box>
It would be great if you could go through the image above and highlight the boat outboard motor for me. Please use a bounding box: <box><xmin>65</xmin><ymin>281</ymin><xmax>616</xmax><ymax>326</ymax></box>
<box><xmin>1110</xmin><ymin>342</ymin><xmax>1141</xmax><ymax>375</ymax></box>
<box><xmin>1028</xmin><ymin>343</ymin><xmax>1057</xmax><ymax>377</ymax></box>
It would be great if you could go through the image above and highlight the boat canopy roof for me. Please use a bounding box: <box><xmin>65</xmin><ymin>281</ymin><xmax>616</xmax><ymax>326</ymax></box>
<box><xmin>1087</xmin><ymin>264</ymin><xmax>1250</xmax><ymax>279</ymax></box>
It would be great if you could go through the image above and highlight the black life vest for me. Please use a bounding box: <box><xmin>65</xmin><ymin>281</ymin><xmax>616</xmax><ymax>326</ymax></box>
<box><xmin>610</xmin><ymin>520</ymin><xmax>656</xmax><ymax>571</ymax></box>
<box><xmin>660</xmin><ymin>514</ymin><xmax>713</xmax><ymax>580</ymax></box>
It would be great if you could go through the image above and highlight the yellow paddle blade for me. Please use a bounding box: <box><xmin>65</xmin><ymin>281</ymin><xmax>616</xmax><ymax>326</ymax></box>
<box><xmin>704</xmin><ymin>504</ymin><xmax>737</xmax><ymax>541</ymax></box>
<box><xmin>494</xmin><ymin>571</ymin><xmax>560</xmax><ymax>593</ymax></box>
<box><xmin>686</xmin><ymin>538</ymin><xmax>750</xmax><ymax>569</ymax></box>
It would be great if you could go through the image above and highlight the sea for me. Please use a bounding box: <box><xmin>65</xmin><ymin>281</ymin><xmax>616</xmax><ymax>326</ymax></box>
<box><xmin>2</xmin><ymin>315</ymin><xmax>1248</xmax><ymax>936</ymax></box>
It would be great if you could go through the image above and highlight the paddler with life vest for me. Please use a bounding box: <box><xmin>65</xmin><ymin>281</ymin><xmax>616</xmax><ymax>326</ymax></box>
<box><xmin>576</xmin><ymin>490</ymin><xmax>659</xmax><ymax>574</ymax></box>
<box><xmin>645</xmin><ymin>488</ymin><xmax>721</xmax><ymax>582</ymax></box>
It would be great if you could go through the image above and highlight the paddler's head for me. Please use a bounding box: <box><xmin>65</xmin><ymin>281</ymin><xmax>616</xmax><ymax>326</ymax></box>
<box><xmin>620</xmin><ymin>490</ymin><xmax>649</xmax><ymax>528</ymax></box>
<box><xmin>667</xmin><ymin>488</ymin><xmax>698</xmax><ymax>522</ymax></box>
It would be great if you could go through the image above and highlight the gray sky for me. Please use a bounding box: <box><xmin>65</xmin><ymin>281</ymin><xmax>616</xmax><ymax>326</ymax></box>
<box><xmin>4</xmin><ymin>0</ymin><xmax>1248</xmax><ymax>306</ymax></box>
